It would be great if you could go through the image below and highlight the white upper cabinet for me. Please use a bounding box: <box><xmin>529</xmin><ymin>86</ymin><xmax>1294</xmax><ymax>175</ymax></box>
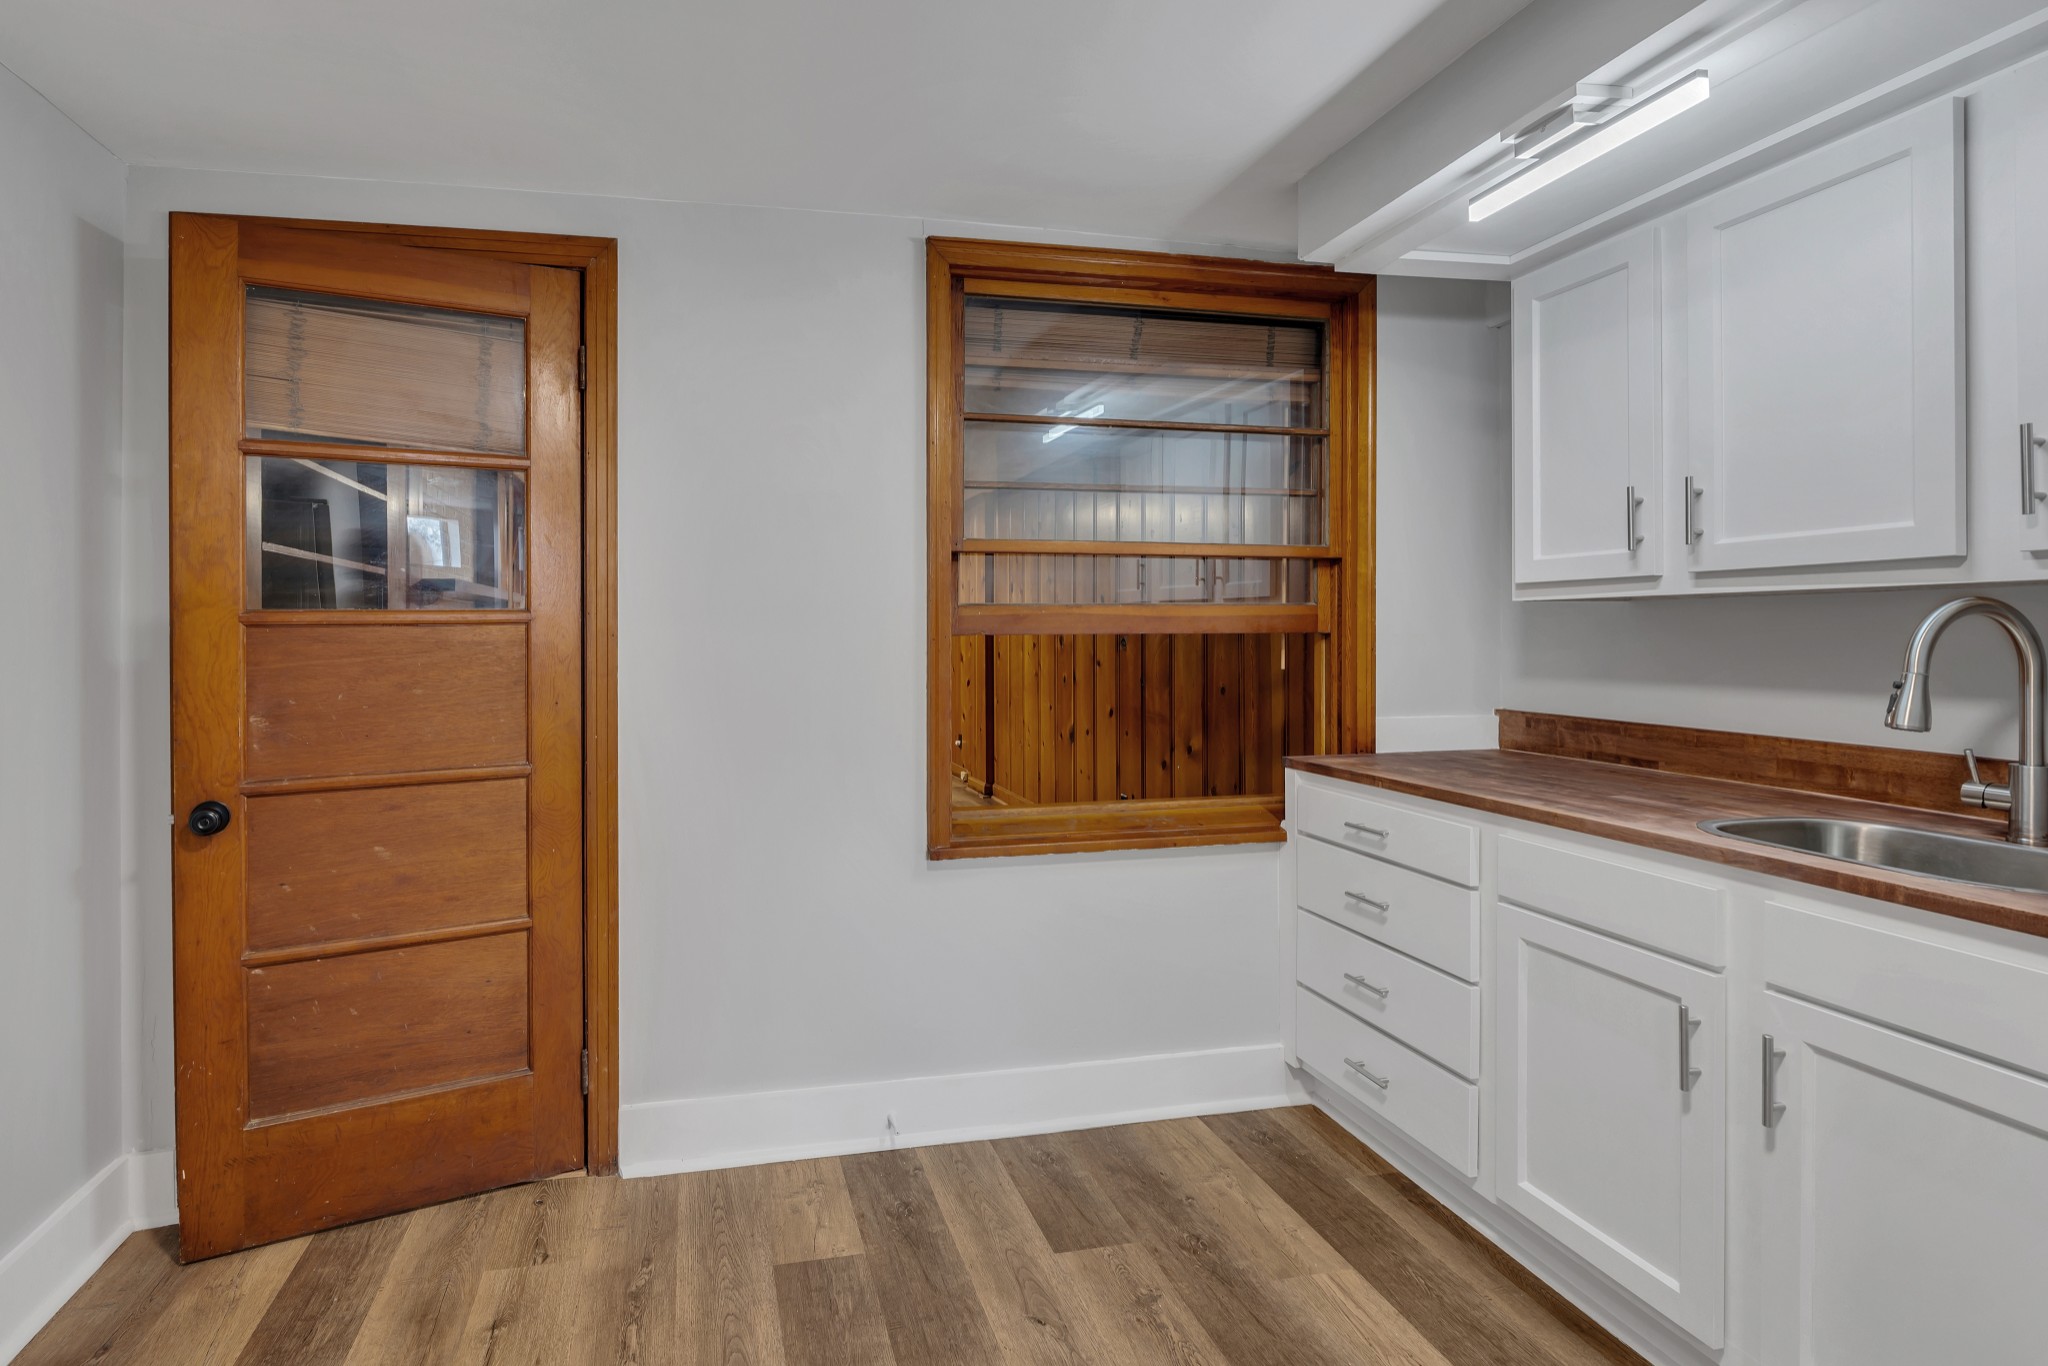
<box><xmin>2013</xmin><ymin>58</ymin><xmax>2048</xmax><ymax>554</ymax></box>
<box><xmin>1512</xmin><ymin>226</ymin><xmax>1662</xmax><ymax>587</ymax></box>
<box><xmin>1683</xmin><ymin>100</ymin><xmax>1965</xmax><ymax>575</ymax></box>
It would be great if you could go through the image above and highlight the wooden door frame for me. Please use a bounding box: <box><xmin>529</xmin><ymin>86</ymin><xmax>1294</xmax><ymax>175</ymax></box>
<box><xmin>211</xmin><ymin>214</ymin><xmax>623</xmax><ymax>1173</ymax></box>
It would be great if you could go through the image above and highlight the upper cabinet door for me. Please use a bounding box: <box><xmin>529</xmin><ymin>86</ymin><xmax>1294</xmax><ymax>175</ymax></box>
<box><xmin>2011</xmin><ymin>60</ymin><xmax>2048</xmax><ymax>554</ymax></box>
<box><xmin>1684</xmin><ymin>99</ymin><xmax>1964</xmax><ymax>574</ymax></box>
<box><xmin>1513</xmin><ymin>225</ymin><xmax>1663</xmax><ymax>587</ymax></box>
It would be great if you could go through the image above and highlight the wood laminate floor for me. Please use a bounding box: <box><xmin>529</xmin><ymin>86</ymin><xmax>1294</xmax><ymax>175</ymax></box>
<box><xmin>13</xmin><ymin>1107</ymin><xmax>1644</xmax><ymax>1366</ymax></box>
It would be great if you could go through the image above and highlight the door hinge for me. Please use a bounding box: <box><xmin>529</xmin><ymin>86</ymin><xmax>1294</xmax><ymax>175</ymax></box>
<box><xmin>577</xmin><ymin>344</ymin><xmax>587</xmax><ymax>391</ymax></box>
<box><xmin>581</xmin><ymin>1048</ymin><xmax>590</xmax><ymax>1095</ymax></box>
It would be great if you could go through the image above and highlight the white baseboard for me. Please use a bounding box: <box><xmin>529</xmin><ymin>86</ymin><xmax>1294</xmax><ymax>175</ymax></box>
<box><xmin>1375</xmin><ymin>713</ymin><xmax>1498</xmax><ymax>752</ymax></box>
<box><xmin>0</xmin><ymin>1149</ymin><xmax>175</xmax><ymax>1364</ymax></box>
<box><xmin>621</xmin><ymin>1043</ymin><xmax>1293</xmax><ymax>1178</ymax></box>
<box><xmin>126</xmin><ymin>1149</ymin><xmax>179</xmax><ymax>1232</ymax></box>
<box><xmin>1300</xmin><ymin>1073</ymin><xmax>1751</xmax><ymax>1366</ymax></box>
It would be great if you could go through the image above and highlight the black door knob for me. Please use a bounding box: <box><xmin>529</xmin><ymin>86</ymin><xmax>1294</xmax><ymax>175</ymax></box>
<box><xmin>188</xmin><ymin>800</ymin><xmax>232</xmax><ymax>837</ymax></box>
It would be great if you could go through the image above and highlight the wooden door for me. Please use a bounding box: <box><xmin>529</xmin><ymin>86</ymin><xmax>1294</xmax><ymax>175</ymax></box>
<box><xmin>1512</xmin><ymin>224</ymin><xmax>1663</xmax><ymax>587</ymax></box>
<box><xmin>169</xmin><ymin>215</ymin><xmax>585</xmax><ymax>1259</ymax></box>
<box><xmin>1682</xmin><ymin>98</ymin><xmax>1963</xmax><ymax>575</ymax></box>
<box><xmin>1758</xmin><ymin>993</ymin><xmax>2048</xmax><ymax>1366</ymax></box>
<box><xmin>1494</xmin><ymin>905</ymin><xmax>1725</xmax><ymax>1347</ymax></box>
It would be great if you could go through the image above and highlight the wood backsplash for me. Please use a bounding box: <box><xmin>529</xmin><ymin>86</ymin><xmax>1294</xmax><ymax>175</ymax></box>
<box><xmin>1496</xmin><ymin>710</ymin><xmax>2008</xmax><ymax>816</ymax></box>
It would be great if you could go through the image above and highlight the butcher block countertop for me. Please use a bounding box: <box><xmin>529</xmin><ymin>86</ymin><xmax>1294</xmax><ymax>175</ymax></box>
<box><xmin>1287</xmin><ymin>747</ymin><xmax>2048</xmax><ymax>941</ymax></box>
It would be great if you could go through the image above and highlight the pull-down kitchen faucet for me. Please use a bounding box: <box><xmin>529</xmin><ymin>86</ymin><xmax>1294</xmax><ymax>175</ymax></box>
<box><xmin>1885</xmin><ymin>596</ymin><xmax>2048</xmax><ymax>845</ymax></box>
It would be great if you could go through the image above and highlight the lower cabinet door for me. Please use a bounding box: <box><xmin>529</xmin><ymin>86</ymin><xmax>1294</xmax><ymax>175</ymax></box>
<box><xmin>1759</xmin><ymin>993</ymin><xmax>2048</xmax><ymax>1366</ymax></box>
<box><xmin>1495</xmin><ymin>905</ymin><xmax>1726</xmax><ymax>1347</ymax></box>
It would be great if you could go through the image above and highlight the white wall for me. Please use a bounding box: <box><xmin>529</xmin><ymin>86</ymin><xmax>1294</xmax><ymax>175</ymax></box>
<box><xmin>111</xmin><ymin>172</ymin><xmax>1216</xmax><ymax>1160</ymax></box>
<box><xmin>0</xmin><ymin>55</ymin><xmax>128</xmax><ymax>1335</ymax></box>
<box><xmin>115</xmin><ymin>169</ymin><xmax>1503</xmax><ymax>1170</ymax></box>
<box><xmin>1375</xmin><ymin>275</ymin><xmax>1508</xmax><ymax>750</ymax></box>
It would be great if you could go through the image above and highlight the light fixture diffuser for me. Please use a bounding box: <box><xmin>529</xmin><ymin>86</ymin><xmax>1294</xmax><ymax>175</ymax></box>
<box><xmin>1469</xmin><ymin>71</ymin><xmax>1711</xmax><ymax>222</ymax></box>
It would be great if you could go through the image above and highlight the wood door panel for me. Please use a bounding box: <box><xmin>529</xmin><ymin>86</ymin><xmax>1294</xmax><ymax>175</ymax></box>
<box><xmin>246</xmin><ymin>933</ymin><xmax>529</xmax><ymax>1120</ymax></box>
<box><xmin>244</xmin><ymin>780</ymin><xmax>528</xmax><ymax>954</ymax></box>
<box><xmin>243</xmin><ymin>624</ymin><xmax>528</xmax><ymax>780</ymax></box>
<box><xmin>236</xmin><ymin>221</ymin><xmax>532</xmax><ymax>318</ymax></box>
<box><xmin>239</xmin><ymin>1074</ymin><xmax>535</xmax><ymax>1243</ymax></box>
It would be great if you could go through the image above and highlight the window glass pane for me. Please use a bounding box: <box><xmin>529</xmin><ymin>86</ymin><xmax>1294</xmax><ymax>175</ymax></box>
<box><xmin>963</xmin><ymin>421</ymin><xmax>1325</xmax><ymax>547</ymax></box>
<box><xmin>246</xmin><ymin>457</ymin><xmax>526</xmax><ymax>610</ymax></box>
<box><xmin>963</xmin><ymin>298</ymin><xmax>1322</xmax><ymax>428</ymax></box>
<box><xmin>245</xmin><ymin>286</ymin><xmax>527</xmax><ymax>455</ymax></box>
<box><xmin>949</xmin><ymin>633</ymin><xmax>1321</xmax><ymax>807</ymax></box>
<box><xmin>958</xmin><ymin>555</ymin><xmax>1314</xmax><ymax>606</ymax></box>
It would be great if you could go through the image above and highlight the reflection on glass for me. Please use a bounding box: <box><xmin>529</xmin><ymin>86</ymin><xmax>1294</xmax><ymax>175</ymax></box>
<box><xmin>244</xmin><ymin>286</ymin><xmax>527</xmax><ymax>456</ymax></box>
<box><xmin>949</xmin><ymin>633</ymin><xmax>1322</xmax><ymax>807</ymax></box>
<box><xmin>963</xmin><ymin>421</ymin><xmax>1326</xmax><ymax>548</ymax></box>
<box><xmin>963</xmin><ymin>298</ymin><xmax>1323</xmax><ymax>429</ymax></box>
<box><xmin>958</xmin><ymin>555</ymin><xmax>1314</xmax><ymax>607</ymax></box>
<box><xmin>245</xmin><ymin>457</ymin><xmax>526</xmax><ymax>610</ymax></box>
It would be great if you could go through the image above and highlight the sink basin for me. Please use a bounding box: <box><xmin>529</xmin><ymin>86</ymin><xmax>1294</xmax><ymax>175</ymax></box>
<box><xmin>1699</xmin><ymin>817</ymin><xmax>2048</xmax><ymax>894</ymax></box>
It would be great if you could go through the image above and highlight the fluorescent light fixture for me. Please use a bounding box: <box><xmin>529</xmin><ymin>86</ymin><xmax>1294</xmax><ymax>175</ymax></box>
<box><xmin>1042</xmin><ymin>403</ymin><xmax>1105</xmax><ymax>442</ymax></box>
<box><xmin>1470</xmin><ymin>71</ymin><xmax>1710</xmax><ymax>222</ymax></box>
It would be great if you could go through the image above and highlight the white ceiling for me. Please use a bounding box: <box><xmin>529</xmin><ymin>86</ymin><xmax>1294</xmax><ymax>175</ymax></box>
<box><xmin>0</xmin><ymin>0</ymin><xmax>1534</xmax><ymax>250</ymax></box>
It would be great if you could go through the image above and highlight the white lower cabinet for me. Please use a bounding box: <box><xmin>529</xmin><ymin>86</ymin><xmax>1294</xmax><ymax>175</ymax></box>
<box><xmin>1758</xmin><ymin>992</ymin><xmax>2048</xmax><ymax>1366</ymax></box>
<box><xmin>1288</xmin><ymin>774</ymin><xmax>2048</xmax><ymax>1365</ymax></box>
<box><xmin>1495</xmin><ymin>904</ymin><xmax>1726</xmax><ymax>1348</ymax></box>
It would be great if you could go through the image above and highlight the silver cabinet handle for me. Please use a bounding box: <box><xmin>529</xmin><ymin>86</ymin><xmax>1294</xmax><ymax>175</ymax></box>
<box><xmin>1343</xmin><ymin>972</ymin><xmax>1390</xmax><ymax>999</ymax></box>
<box><xmin>1678</xmin><ymin>1003</ymin><xmax>1701</xmax><ymax>1093</ymax></box>
<box><xmin>1342</xmin><ymin>890</ymin><xmax>1390</xmax><ymax>913</ymax></box>
<box><xmin>1683</xmin><ymin>475</ymin><xmax>1704</xmax><ymax>545</ymax></box>
<box><xmin>1344</xmin><ymin>1058</ymin><xmax>1391</xmax><ymax>1089</ymax></box>
<box><xmin>1342</xmin><ymin>820</ymin><xmax>1388</xmax><ymax>839</ymax></box>
<box><xmin>2023</xmin><ymin>424</ymin><xmax>2046</xmax><ymax>515</ymax></box>
<box><xmin>1762</xmin><ymin>1034</ymin><xmax>1784</xmax><ymax>1128</ymax></box>
<box><xmin>1625</xmin><ymin>483</ymin><xmax>1644</xmax><ymax>551</ymax></box>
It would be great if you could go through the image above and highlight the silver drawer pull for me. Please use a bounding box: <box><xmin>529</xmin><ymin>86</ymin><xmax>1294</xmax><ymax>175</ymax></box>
<box><xmin>1678</xmin><ymin>1003</ymin><xmax>1701</xmax><ymax>1093</ymax></box>
<box><xmin>1342</xmin><ymin>821</ymin><xmax>1389</xmax><ymax>839</ymax></box>
<box><xmin>1343</xmin><ymin>890</ymin><xmax>1390</xmax><ymax>913</ymax></box>
<box><xmin>1344</xmin><ymin>1058</ymin><xmax>1391</xmax><ymax>1089</ymax></box>
<box><xmin>1343</xmin><ymin>973</ymin><xmax>1390</xmax><ymax>999</ymax></box>
<box><xmin>1762</xmin><ymin>1033</ymin><xmax>1784</xmax><ymax>1129</ymax></box>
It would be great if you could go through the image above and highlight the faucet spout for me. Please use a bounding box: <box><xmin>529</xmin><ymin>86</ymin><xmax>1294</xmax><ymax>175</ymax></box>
<box><xmin>1885</xmin><ymin>596</ymin><xmax>2048</xmax><ymax>843</ymax></box>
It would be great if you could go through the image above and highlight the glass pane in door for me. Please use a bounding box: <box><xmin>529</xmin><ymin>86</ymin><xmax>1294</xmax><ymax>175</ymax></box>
<box><xmin>246</xmin><ymin>457</ymin><xmax>527</xmax><ymax>610</ymax></box>
<box><xmin>244</xmin><ymin>286</ymin><xmax>527</xmax><ymax>455</ymax></box>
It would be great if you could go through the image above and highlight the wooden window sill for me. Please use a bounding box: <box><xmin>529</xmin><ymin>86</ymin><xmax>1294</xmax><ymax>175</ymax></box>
<box><xmin>933</xmin><ymin>797</ymin><xmax>1287</xmax><ymax>860</ymax></box>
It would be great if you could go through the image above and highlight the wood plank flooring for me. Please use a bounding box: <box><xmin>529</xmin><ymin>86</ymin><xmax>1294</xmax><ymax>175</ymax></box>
<box><xmin>12</xmin><ymin>1107</ymin><xmax>1644</xmax><ymax>1366</ymax></box>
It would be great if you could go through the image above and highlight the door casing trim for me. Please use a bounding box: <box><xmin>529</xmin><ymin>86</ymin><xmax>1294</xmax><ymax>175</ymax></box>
<box><xmin>217</xmin><ymin>215</ymin><xmax>623</xmax><ymax>1173</ymax></box>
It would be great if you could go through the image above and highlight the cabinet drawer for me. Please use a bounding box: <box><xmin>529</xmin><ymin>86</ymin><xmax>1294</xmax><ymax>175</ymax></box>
<box><xmin>1296</xmin><ymin>986</ymin><xmax>1478</xmax><ymax>1177</ymax></box>
<box><xmin>1294</xmin><ymin>780</ymin><xmax>1478</xmax><ymax>886</ymax></box>
<box><xmin>1498</xmin><ymin>833</ymin><xmax>1727</xmax><ymax>968</ymax></box>
<box><xmin>1764</xmin><ymin>903</ymin><xmax>2048</xmax><ymax>1078</ymax></box>
<box><xmin>1297</xmin><ymin>910</ymin><xmax>1480</xmax><ymax>1079</ymax></box>
<box><xmin>1297</xmin><ymin>834</ymin><xmax>1480</xmax><ymax>981</ymax></box>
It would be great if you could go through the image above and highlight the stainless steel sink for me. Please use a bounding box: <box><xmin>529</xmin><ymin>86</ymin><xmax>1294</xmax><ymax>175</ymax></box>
<box><xmin>1699</xmin><ymin>817</ymin><xmax>2048</xmax><ymax>893</ymax></box>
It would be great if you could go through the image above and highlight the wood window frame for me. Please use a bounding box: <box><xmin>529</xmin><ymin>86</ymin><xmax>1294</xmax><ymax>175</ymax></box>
<box><xmin>926</xmin><ymin>237</ymin><xmax>1376</xmax><ymax>859</ymax></box>
<box><xmin>223</xmin><ymin>216</ymin><xmax>624</xmax><ymax>1172</ymax></box>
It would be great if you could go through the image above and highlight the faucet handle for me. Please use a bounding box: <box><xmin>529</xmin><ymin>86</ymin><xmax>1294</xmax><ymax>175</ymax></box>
<box><xmin>1962</xmin><ymin>748</ymin><xmax>2015</xmax><ymax>811</ymax></box>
